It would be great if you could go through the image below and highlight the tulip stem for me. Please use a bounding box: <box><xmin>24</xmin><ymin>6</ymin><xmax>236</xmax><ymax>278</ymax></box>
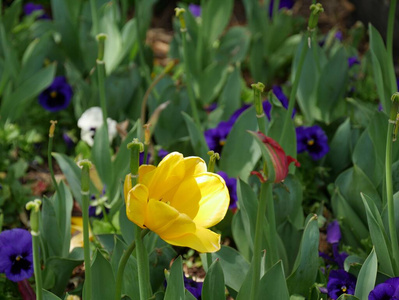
<box><xmin>136</xmin><ymin>226</ymin><xmax>152</xmax><ymax>300</ymax></box>
<box><xmin>114</xmin><ymin>229</ymin><xmax>149</xmax><ymax>300</ymax></box>
<box><xmin>96</xmin><ymin>34</ymin><xmax>109</xmax><ymax>139</ymax></box>
<box><xmin>250</xmin><ymin>182</ymin><xmax>272</xmax><ymax>300</ymax></box>
<box><xmin>48</xmin><ymin>121</ymin><xmax>60</xmax><ymax>200</ymax></box>
<box><xmin>387</xmin><ymin>0</ymin><xmax>397</xmax><ymax>94</ymax></box>
<box><xmin>252</xmin><ymin>82</ymin><xmax>266</xmax><ymax>134</ymax></box>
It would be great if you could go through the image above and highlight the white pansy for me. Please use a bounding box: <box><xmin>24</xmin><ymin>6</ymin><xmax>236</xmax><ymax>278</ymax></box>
<box><xmin>77</xmin><ymin>107</ymin><xmax>117</xmax><ymax>146</ymax></box>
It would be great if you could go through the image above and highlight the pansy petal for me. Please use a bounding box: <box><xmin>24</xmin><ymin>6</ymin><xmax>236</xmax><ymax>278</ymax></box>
<box><xmin>163</xmin><ymin>227</ymin><xmax>221</xmax><ymax>253</ymax></box>
<box><xmin>148</xmin><ymin>152</ymin><xmax>186</xmax><ymax>199</ymax></box>
<box><xmin>192</xmin><ymin>173</ymin><xmax>229</xmax><ymax>228</ymax></box>
<box><xmin>183</xmin><ymin>157</ymin><xmax>207</xmax><ymax>176</ymax></box>
<box><xmin>126</xmin><ymin>184</ymin><xmax>149</xmax><ymax>228</ymax></box>
<box><xmin>145</xmin><ymin>199</ymin><xmax>196</xmax><ymax>238</ymax></box>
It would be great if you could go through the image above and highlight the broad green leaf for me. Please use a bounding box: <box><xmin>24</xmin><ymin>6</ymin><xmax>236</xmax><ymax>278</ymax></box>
<box><xmin>354</xmin><ymin>248</ymin><xmax>377</xmax><ymax>300</ymax></box>
<box><xmin>92</xmin><ymin>124</ymin><xmax>113</xmax><ymax>189</ymax></box>
<box><xmin>216</xmin><ymin>27</ymin><xmax>250</xmax><ymax>64</ymax></box>
<box><xmin>42</xmin><ymin>289</ymin><xmax>62</xmax><ymax>300</ymax></box>
<box><xmin>361</xmin><ymin>193</ymin><xmax>394</xmax><ymax>276</ymax></box>
<box><xmin>337</xmin><ymin>295</ymin><xmax>360</xmax><ymax>300</ymax></box>
<box><xmin>198</xmin><ymin>62</ymin><xmax>229</xmax><ymax>105</ymax></box>
<box><xmin>182</xmin><ymin>112</ymin><xmax>209</xmax><ymax>160</ymax></box>
<box><xmin>259</xmin><ymin>261</ymin><xmax>289</xmax><ymax>300</ymax></box>
<box><xmin>149</xmin><ymin>247</ymin><xmax>177</xmax><ymax>292</ymax></box>
<box><xmin>287</xmin><ymin>216</ymin><xmax>319</xmax><ymax>297</ymax></box>
<box><xmin>219</xmin><ymin>106</ymin><xmax>261</xmax><ymax>181</ymax></box>
<box><xmin>277</xmin><ymin>220</ymin><xmax>302</xmax><ymax>274</ymax></box>
<box><xmin>202</xmin><ymin>260</ymin><xmax>225</xmax><ymax>300</ymax></box>
<box><xmin>164</xmin><ymin>256</ymin><xmax>185</xmax><ymax>300</ymax></box>
<box><xmin>218</xmin><ymin>67</ymin><xmax>242</xmax><ymax>119</ymax></box>
<box><xmin>41</xmin><ymin>196</ymin><xmax>63</xmax><ymax>258</ymax></box>
<box><xmin>90</xmin><ymin>249</ymin><xmax>116</xmax><ymax>300</ymax></box>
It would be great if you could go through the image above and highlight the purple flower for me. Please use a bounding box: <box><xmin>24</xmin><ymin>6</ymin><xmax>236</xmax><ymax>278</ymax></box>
<box><xmin>335</xmin><ymin>31</ymin><xmax>343</xmax><ymax>41</ymax></box>
<box><xmin>38</xmin><ymin>76</ymin><xmax>73</xmax><ymax>112</ymax></box>
<box><xmin>296</xmin><ymin>125</ymin><xmax>329</xmax><ymax>160</ymax></box>
<box><xmin>188</xmin><ymin>4</ymin><xmax>201</xmax><ymax>18</ymax></box>
<box><xmin>348</xmin><ymin>56</ymin><xmax>360</xmax><ymax>68</ymax></box>
<box><xmin>158</xmin><ymin>149</ymin><xmax>169</xmax><ymax>159</ymax></box>
<box><xmin>204</xmin><ymin>121</ymin><xmax>234</xmax><ymax>154</ymax></box>
<box><xmin>271</xmin><ymin>85</ymin><xmax>296</xmax><ymax>118</ymax></box>
<box><xmin>218</xmin><ymin>171</ymin><xmax>237</xmax><ymax>210</ymax></box>
<box><xmin>369</xmin><ymin>277</ymin><xmax>399</xmax><ymax>300</ymax></box>
<box><xmin>24</xmin><ymin>2</ymin><xmax>50</xmax><ymax>19</ymax></box>
<box><xmin>327</xmin><ymin>270</ymin><xmax>356</xmax><ymax>299</ymax></box>
<box><xmin>184</xmin><ymin>276</ymin><xmax>203</xmax><ymax>299</ymax></box>
<box><xmin>327</xmin><ymin>220</ymin><xmax>341</xmax><ymax>244</ymax></box>
<box><xmin>63</xmin><ymin>132</ymin><xmax>75</xmax><ymax>149</ymax></box>
<box><xmin>0</xmin><ymin>229</ymin><xmax>34</xmax><ymax>282</ymax></box>
<box><xmin>204</xmin><ymin>103</ymin><xmax>218</xmax><ymax>113</ymax></box>
<box><xmin>269</xmin><ymin>0</ymin><xmax>295</xmax><ymax>17</ymax></box>
<box><xmin>139</xmin><ymin>152</ymin><xmax>151</xmax><ymax>165</ymax></box>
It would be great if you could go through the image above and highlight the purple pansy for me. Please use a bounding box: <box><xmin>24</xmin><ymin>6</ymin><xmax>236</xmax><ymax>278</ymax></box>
<box><xmin>327</xmin><ymin>220</ymin><xmax>341</xmax><ymax>244</ymax></box>
<box><xmin>24</xmin><ymin>2</ymin><xmax>50</xmax><ymax>19</ymax></box>
<box><xmin>158</xmin><ymin>149</ymin><xmax>169</xmax><ymax>159</ymax></box>
<box><xmin>218</xmin><ymin>171</ymin><xmax>237</xmax><ymax>210</ymax></box>
<box><xmin>38</xmin><ymin>76</ymin><xmax>73</xmax><ymax>112</ymax></box>
<box><xmin>139</xmin><ymin>152</ymin><xmax>151</xmax><ymax>165</ymax></box>
<box><xmin>348</xmin><ymin>56</ymin><xmax>360</xmax><ymax>68</ymax></box>
<box><xmin>184</xmin><ymin>276</ymin><xmax>203</xmax><ymax>299</ymax></box>
<box><xmin>369</xmin><ymin>277</ymin><xmax>399</xmax><ymax>300</ymax></box>
<box><xmin>327</xmin><ymin>269</ymin><xmax>357</xmax><ymax>300</ymax></box>
<box><xmin>335</xmin><ymin>31</ymin><xmax>343</xmax><ymax>41</ymax></box>
<box><xmin>63</xmin><ymin>132</ymin><xmax>75</xmax><ymax>149</ymax></box>
<box><xmin>188</xmin><ymin>4</ymin><xmax>201</xmax><ymax>18</ymax></box>
<box><xmin>0</xmin><ymin>229</ymin><xmax>34</xmax><ymax>282</ymax></box>
<box><xmin>296</xmin><ymin>125</ymin><xmax>329</xmax><ymax>160</ymax></box>
<box><xmin>269</xmin><ymin>0</ymin><xmax>295</xmax><ymax>17</ymax></box>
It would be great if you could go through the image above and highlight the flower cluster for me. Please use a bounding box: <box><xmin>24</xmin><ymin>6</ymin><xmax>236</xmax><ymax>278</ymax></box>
<box><xmin>327</xmin><ymin>269</ymin><xmax>357</xmax><ymax>299</ymax></box>
<box><xmin>0</xmin><ymin>229</ymin><xmax>34</xmax><ymax>282</ymax></box>
<box><xmin>38</xmin><ymin>76</ymin><xmax>73</xmax><ymax>112</ymax></box>
<box><xmin>296</xmin><ymin>125</ymin><xmax>329</xmax><ymax>160</ymax></box>
<box><xmin>369</xmin><ymin>277</ymin><xmax>399</xmax><ymax>299</ymax></box>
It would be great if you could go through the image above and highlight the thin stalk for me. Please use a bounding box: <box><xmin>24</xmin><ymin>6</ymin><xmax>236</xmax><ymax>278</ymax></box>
<box><xmin>387</xmin><ymin>0</ymin><xmax>397</xmax><ymax>93</ymax></box>
<box><xmin>272</xmin><ymin>0</ymin><xmax>280</xmax><ymax>20</ymax></box>
<box><xmin>249</xmin><ymin>182</ymin><xmax>271</xmax><ymax>300</ymax></box>
<box><xmin>279</xmin><ymin>33</ymin><xmax>308</xmax><ymax>146</ymax></box>
<box><xmin>265</xmin><ymin>182</ymin><xmax>279</xmax><ymax>264</ymax></box>
<box><xmin>135</xmin><ymin>226</ymin><xmax>151</xmax><ymax>300</ymax></box>
<box><xmin>96</xmin><ymin>34</ymin><xmax>108</xmax><ymax>138</ymax></box>
<box><xmin>114</xmin><ymin>229</ymin><xmax>149</xmax><ymax>300</ymax></box>
<box><xmin>252</xmin><ymin>83</ymin><xmax>266</xmax><ymax>134</ymax></box>
<box><xmin>48</xmin><ymin>121</ymin><xmax>60</xmax><ymax>199</ymax></box>
<box><xmin>32</xmin><ymin>233</ymin><xmax>43</xmax><ymax>300</ymax></box>
<box><xmin>89</xmin><ymin>0</ymin><xmax>99</xmax><ymax>35</ymax></box>
<box><xmin>386</xmin><ymin>112</ymin><xmax>399</xmax><ymax>275</ymax></box>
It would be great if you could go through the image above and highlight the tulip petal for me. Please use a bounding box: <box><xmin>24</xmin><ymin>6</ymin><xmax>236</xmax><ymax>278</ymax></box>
<box><xmin>146</xmin><ymin>199</ymin><xmax>196</xmax><ymax>238</ymax></box>
<box><xmin>163</xmin><ymin>227</ymin><xmax>221</xmax><ymax>253</ymax></box>
<box><xmin>138</xmin><ymin>165</ymin><xmax>156</xmax><ymax>186</ymax></box>
<box><xmin>123</xmin><ymin>174</ymin><xmax>132</xmax><ymax>202</ymax></box>
<box><xmin>168</xmin><ymin>177</ymin><xmax>201</xmax><ymax>220</ymax></box>
<box><xmin>183</xmin><ymin>157</ymin><xmax>207</xmax><ymax>176</ymax></box>
<box><xmin>192</xmin><ymin>173</ymin><xmax>229</xmax><ymax>228</ymax></box>
<box><xmin>148</xmin><ymin>152</ymin><xmax>186</xmax><ymax>199</ymax></box>
<box><xmin>126</xmin><ymin>184</ymin><xmax>149</xmax><ymax>228</ymax></box>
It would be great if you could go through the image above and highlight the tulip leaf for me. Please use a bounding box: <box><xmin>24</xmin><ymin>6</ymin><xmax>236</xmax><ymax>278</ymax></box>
<box><xmin>119</xmin><ymin>203</ymin><xmax>136</xmax><ymax>245</ymax></box>
<box><xmin>216</xmin><ymin>27</ymin><xmax>250</xmax><ymax>64</ymax></box>
<box><xmin>198</xmin><ymin>62</ymin><xmax>230</xmax><ymax>105</ymax></box>
<box><xmin>182</xmin><ymin>111</ymin><xmax>210</xmax><ymax>160</ymax></box>
<box><xmin>354</xmin><ymin>247</ymin><xmax>377</xmax><ymax>300</ymax></box>
<box><xmin>218</xmin><ymin>67</ymin><xmax>242</xmax><ymax>119</ymax></box>
<box><xmin>149</xmin><ymin>246</ymin><xmax>178</xmax><ymax>292</ymax></box>
<box><xmin>202</xmin><ymin>260</ymin><xmax>225</xmax><ymax>300</ymax></box>
<box><xmin>42</xmin><ymin>289</ymin><xmax>62</xmax><ymax>300</ymax></box>
<box><xmin>90</xmin><ymin>249</ymin><xmax>116</xmax><ymax>300</ymax></box>
<box><xmin>337</xmin><ymin>295</ymin><xmax>360</xmax><ymax>300</ymax></box>
<box><xmin>210</xmin><ymin>246</ymin><xmax>250</xmax><ymax>292</ymax></box>
<box><xmin>92</xmin><ymin>124</ymin><xmax>114</xmax><ymax>190</ymax></box>
<box><xmin>219</xmin><ymin>106</ymin><xmax>260</xmax><ymax>181</ymax></box>
<box><xmin>259</xmin><ymin>261</ymin><xmax>289</xmax><ymax>300</ymax></box>
<box><xmin>361</xmin><ymin>193</ymin><xmax>394</xmax><ymax>276</ymax></box>
<box><xmin>286</xmin><ymin>215</ymin><xmax>319</xmax><ymax>297</ymax></box>
<box><xmin>164</xmin><ymin>256</ymin><xmax>185</xmax><ymax>300</ymax></box>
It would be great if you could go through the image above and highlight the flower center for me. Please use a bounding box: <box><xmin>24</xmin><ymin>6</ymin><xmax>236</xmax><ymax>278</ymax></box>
<box><xmin>219</xmin><ymin>140</ymin><xmax>226</xmax><ymax>146</ymax></box>
<box><xmin>15</xmin><ymin>255</ymin><xmax>22</xmax><ymax>261</ymax></box>
<box><xmin>341</xmin><ymin>285</ymin><xmax>347</xmax><ymax>293</ymax></box>
<box><xmin>307</xmin><ymin>139</ymin><xmax>315</xmax><ymax>146</ymax></box>
<box><xmin>50</xmin><ymin>91</ymin><xmax>58</xmax><ymax>98</ymax></box>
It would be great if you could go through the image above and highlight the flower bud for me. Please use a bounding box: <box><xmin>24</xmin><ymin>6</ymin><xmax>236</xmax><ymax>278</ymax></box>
<box><xmin>308</xmin><ymin>3</ymin><xmax>324</xmax><ymax>31</ymax></box>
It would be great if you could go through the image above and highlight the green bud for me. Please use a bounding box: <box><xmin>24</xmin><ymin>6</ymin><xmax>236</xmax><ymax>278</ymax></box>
<box><xmin>128</xmin><ymin>139</ymin><xmax>144</xmax><ymax>183</ymax></box>
<box><xmin>308</xmin><ymin>3</ymin><xmax>324</xmax><ymax>30</ymax></box>
<box><xmin>26</xmin><ymin>199</ymin><xmax>42</xmax><ymax>233</ymax></box>
<box><xmin>78</xmin><ymin>159</ymin><xmax>92</xmax><ymax>193</ymax></box>
<box><xmin>390</xmin><ymin>92</ymin><xmax>399</xmax><ymax>121</ymax></box>
<box><xmin>96</xmin><ymin>33</ymin><xmax>108</xmax><ymax>61</ymax></box>
<box><xmin>251</xmin><ymin>82</ymin><xmax>265</xmax><ymax>117</ymax></box>
<box><xmin>207</xmin><ymin>151</ymin><xmax>220</xmax><ymax>173</ymax></box>
<box><xmin>175</xmin><ymin>7</ymin><xmax>186</xmax><ymax>30</ymax></box>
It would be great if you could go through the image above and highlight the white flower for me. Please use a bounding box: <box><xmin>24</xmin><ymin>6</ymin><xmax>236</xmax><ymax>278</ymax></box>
<box><xmin>77</xmin><ymin>107</ymin><xmax>117</xmax><ymax>146</ymax></box>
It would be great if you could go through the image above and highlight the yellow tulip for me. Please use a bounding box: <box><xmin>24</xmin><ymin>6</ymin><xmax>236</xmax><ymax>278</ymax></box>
<box><xmin>124</xmin><ymin>152</ymin><xmax>229</xmax><ymax>253</ymax></box>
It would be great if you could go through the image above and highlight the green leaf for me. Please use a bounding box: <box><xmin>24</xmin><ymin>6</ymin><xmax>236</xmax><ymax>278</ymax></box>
<box><xmin>1</xmin><ymin>64</ymin><xmax>56</xmax><ymax>122</ymax></box>
<box><xmin>216</xmin><ymin>27</ymin><xmax>250</xmax><ymax>64</ymax></box>
<box><xmin>218</xmin><ymin>67</ymin><xmax>242</xmax><ymax>119</ymax></box>
<box><xmin>361</xmin><ymin>193</ymin><xmax>394</xmax><ymax>276</ymax></box>
<box><xmin>202</xmin><ymin>260</ymin><xmax>225</xmax><ymax>300</ymax></box>
<box><xmin>198</xmin><ymin>62</ymin><xmax>229</xmax><ymax>105</ymax></box>
<box><xmin>354</xmin><ymin>248</ymin><xmax>377</xmax><ymax>300</ymax></box>
<box><xmin>42</xmin><ymin>289</ymin><xmax>62</xmax><ymax>300</ymax></box>
<box><xmin>287</xmin><ymin>216</ymin><xmax>319</xmax><ymax>297</ymax></box>
<box><xmin>219</xmin><ymin>106</ymin><xmax>260</xmax><ymax>181</ymax></box>
<box><xmin>259</xmin><ymin>261</ymin><xmax>289</xmax><ymax>300</ymax></box>
<box><xmin>210</xmin><ymin>246</ymin><xmax>250</xmax><ymax>292</ymax></box>
<box><xmin>165</xmin><ymin>256</ymin><xmax>185</xmax><ymax>300</ymax></box>
<box><xmin>337</xmin><ymin>295</ymin><xmax>360</xmax><ymax>300</ymax></box>
<box><xmin>149</xmin><ymin>247</ymin><xmax>177</xmax><ymax>292</ymax></box>
<box><xmin>182</xmin><ymin>112</ymin><xmax>209</xmax><ymax>160</ymax></box>
<box><xmin>92</xmin><ymin>124</ymin><xmax>113</xmax><ymax>189</ymax></box>
<box><xmin>90</xmin><ymin>249</ymin><xmax>116</xmax><ymax>300</ymax></box>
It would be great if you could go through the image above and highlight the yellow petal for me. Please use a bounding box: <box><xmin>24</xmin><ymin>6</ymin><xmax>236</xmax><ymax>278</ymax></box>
<box><xmin>126</xmin><ymin>184</ymin><xmax>149</xmax><ymax>228</ymax></box>
<box><xmin>138</xmin><ymin>165</ymin><xmax>157</xmax><ymax>186</ymax></box>
<box><xmin>123</xmin><ymin>174</ymin><xmax>132</xmax><ymax>203</ymax></box>
<box><xmin>147</xmin><ymin>152</ymin><xmax>186</xmax><ymax>199</ymax></box>
<box><xmin>183</xmin><ymin>156</ymin><xmax>207</xmax><ymax>176</ymax></box>
<box><xmin>145</xmin><ymin>199</ymin><xmax>196</xmax><ymax>238</ymax></box>
<box><xmin>163</xmin><ymin>227</ymin><xmax>221</xmax><ymax>253</ymax></box>
<box><xmin>192</xmin><ymin>173</ymin><xmax>230</xmax><ymax>228</ymax></box>
<box><xmin>168</xmin><ymin>177</ymin><xmax>201</xmax><ymax>220</ymax></box>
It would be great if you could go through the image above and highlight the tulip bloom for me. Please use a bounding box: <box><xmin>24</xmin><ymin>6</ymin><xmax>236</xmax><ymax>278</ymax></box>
<box><xmin>251</xmin><ymin>132</ymin><xmax>300</xmax><ymax>183</ymax></box>
<box><xmin>124</xmin><ymin>152</ymin><xmax>229</xmax><ymax>253</ymax></box>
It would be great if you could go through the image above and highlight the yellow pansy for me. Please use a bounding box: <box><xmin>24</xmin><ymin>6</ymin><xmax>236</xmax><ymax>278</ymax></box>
<box><xmin>124</xmin><ymin>152</ymin><xmax>229</xmax><ymax>253</ymax></box>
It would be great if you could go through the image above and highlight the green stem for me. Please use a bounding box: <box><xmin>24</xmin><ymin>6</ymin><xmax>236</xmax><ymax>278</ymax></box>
<box><xmin>272</xmin><ymin>0</ymin><xmax>280</xmax><ymax>20</ymax></box>
<box><xmin>89</xmin><ymin>0</ymin><xmax>99</xmax><ymax>35</ymax></box>
<box><xmin>249</xmin><ymin>182</ymin><xmax>271</xmax><ymax>300</ymax></box>
<box><xmin>114</xmin><ymin>229</ymin><xmax>149</xmax><ymax>300</ymax></box>
<box><xmin>32</xmin><ymin>233</ymin><xmax>43</xmax><ymax>300</ymax></box>
<box><xmin>96</xmin><ymin>34</ymin><xmax>108</xmax><ymax>138</ymax></box>
<box><xmin>279</xmin><ymin>33</ymin><xmax>308</xmax><ymax>147</ymax></box>
<box><xmin>386</xmin><ymin>115</ymin><xmax>399</xmax><ymax>275</ymax></box>
<box><xmin>252</xmin><ymin>82</ymin><xmax>266</xmax><ymax>134</ymax></box>
<box><xmin>387</xmin><ymin>0</ymin><xmax>397</xmax><ymax>94</ymax></box>
<box><xmin>135</xmin><ymin>226</ymin><xmax>151</xmax><ymax>300</ymax></box>
<box><xmin>265</xmin><ymin>182</ymin><xmax>278</xmax><ymax>264</ymax></box>
<box><xmin>48</xmin><ymin>129</ymin><xmax>60</xmax><ymax>199</ymax></box>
